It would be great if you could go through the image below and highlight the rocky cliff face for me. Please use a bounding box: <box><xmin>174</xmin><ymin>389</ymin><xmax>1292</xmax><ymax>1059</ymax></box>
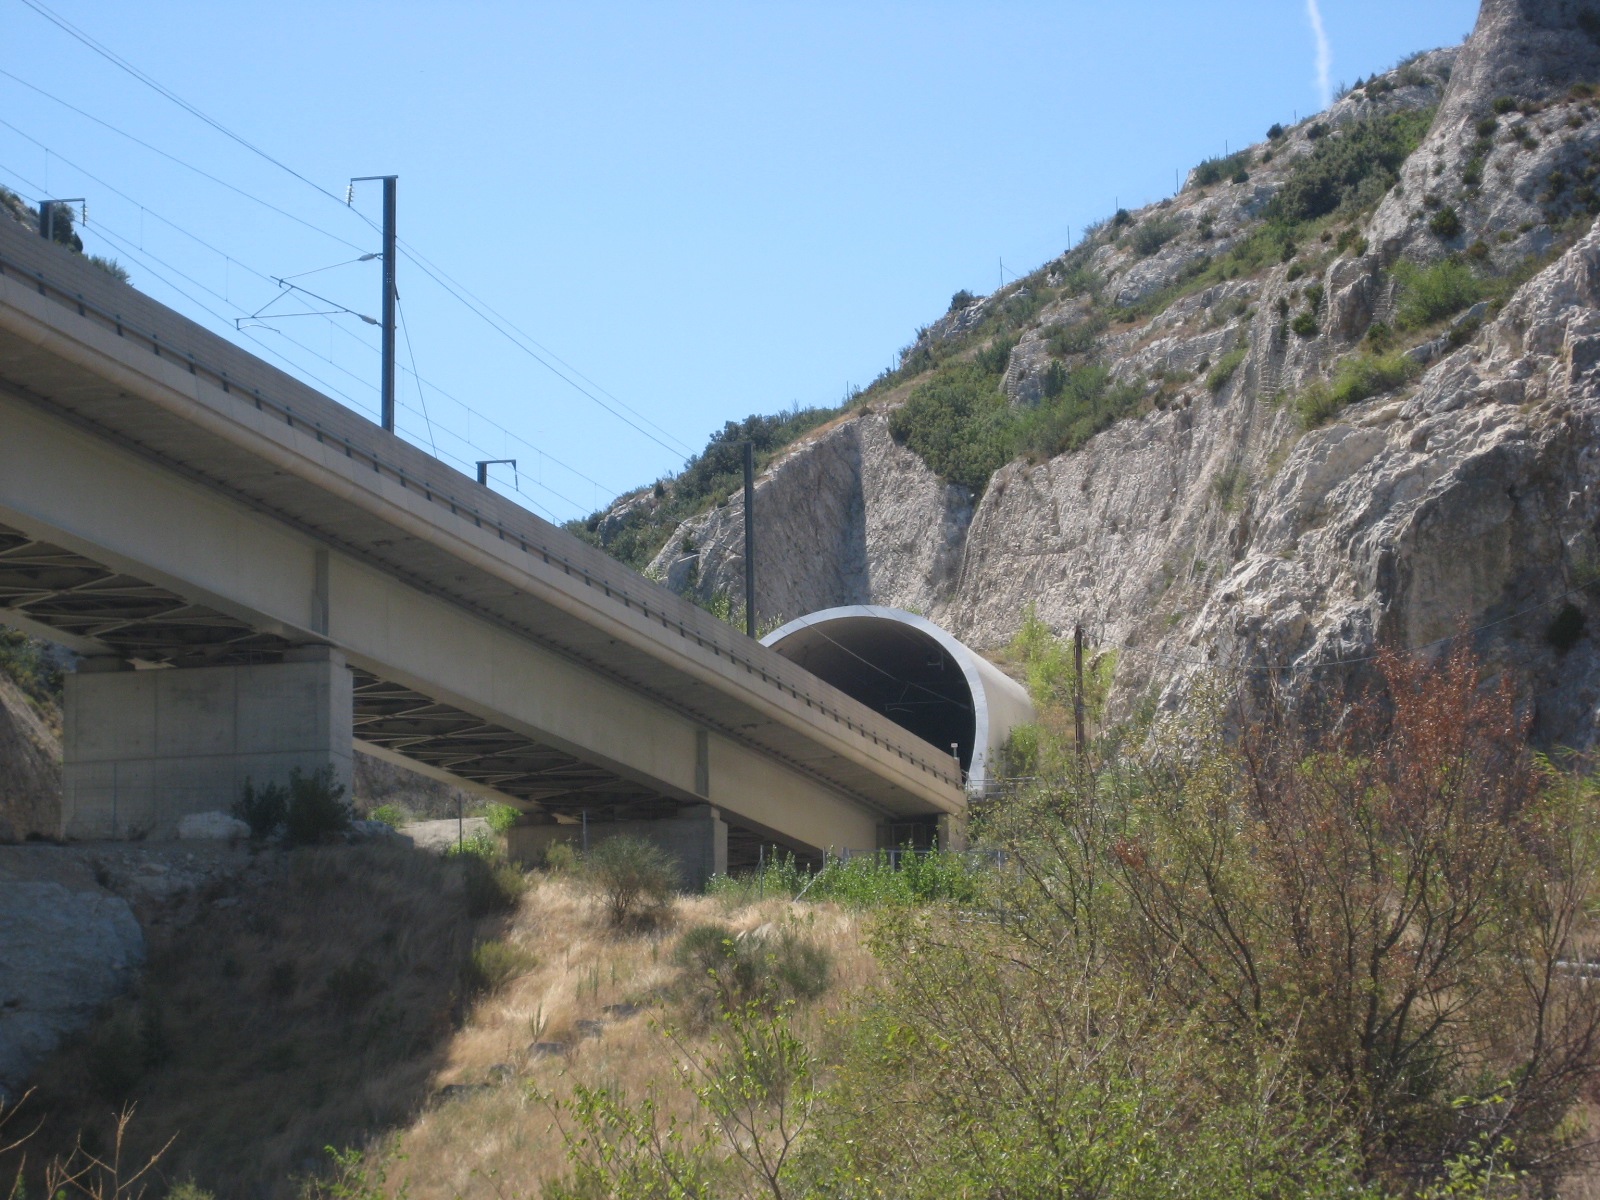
<box><xmin>618</xmin><ymin>0</ymin><xmax>1600</xmax><ymax>749</ymax></box>
<box><xmin>0</xmin><ymin>672</ymin><xmax>62</xmax><ymax>841</ymax></box>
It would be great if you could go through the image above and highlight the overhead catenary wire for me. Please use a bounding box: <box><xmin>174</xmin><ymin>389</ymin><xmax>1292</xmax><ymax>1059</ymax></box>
<box><xmin>0</xmin><ymin>160</ymin><xmax>590</xmax><ymax>520</ymax></box>
<box><xmin>10</xmin><ymin>6</ymin><xmax>699</xmax><ymax>462</ymax></box>
<box><xmin>0</xmin><ymin>136</ymin><xmax>620</xmax><ymax>511</ymax></box>
<box><xmin>17</xmin><ymin>0</ymin><xmax>352</xmax><ymax>210</ymax></box>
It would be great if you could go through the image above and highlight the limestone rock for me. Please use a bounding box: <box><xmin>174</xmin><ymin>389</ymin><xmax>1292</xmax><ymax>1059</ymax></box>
<box><xmin>176</xmin><ymin>811</ymin><xmax>251</xmax><ymax>841</ymax></box>
<box><xmin>638</xmin><ymin>6</ymin><xmax>1600</xmax><ymax>752</ymax></box>
<box><xmin>0</xmin><ymin>881</ymin><xmax>143</xmax><ymax>1101</ymax></box>
<box><xmin>0</xmin><ymin>673</ymin><xmax>61</xmax><ymax>842</ymax></box>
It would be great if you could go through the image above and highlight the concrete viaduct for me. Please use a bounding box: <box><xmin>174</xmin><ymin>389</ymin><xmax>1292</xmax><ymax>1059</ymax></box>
<box><xmin>0</xmin><ymin>219</ymin><xmax>981</xmax><ymax>880</ymax></box>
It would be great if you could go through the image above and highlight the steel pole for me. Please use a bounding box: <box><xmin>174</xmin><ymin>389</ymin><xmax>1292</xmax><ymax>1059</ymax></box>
<box><xmin>380</xmin><ymin>176</ymin><xmax>397</xmax><ymax>433</ymax></box>
<box><xmin>743</xmin><ymin>441</ymin><xmax>756</xmax><ymax>638</ymax></box>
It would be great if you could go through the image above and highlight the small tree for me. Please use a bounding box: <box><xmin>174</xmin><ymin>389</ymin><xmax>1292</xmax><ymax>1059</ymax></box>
<box><xmin>586</xmin><ymin>835</ymin><xmax>676</xmax><ymax>926</ymax></box>
<box><xmin>282</xmin><ymin>766</ymin><xmax>352</xmax><ymax>845</ymax></box>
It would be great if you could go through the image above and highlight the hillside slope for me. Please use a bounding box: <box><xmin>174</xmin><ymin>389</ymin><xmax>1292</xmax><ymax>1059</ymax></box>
<box><xmin>585</xmin><ymin>0</ymin><xmax>1600</xmax><ymax>749</ymax></box>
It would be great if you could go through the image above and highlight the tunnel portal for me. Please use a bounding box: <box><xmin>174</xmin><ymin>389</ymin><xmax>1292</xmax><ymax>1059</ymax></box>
<box><xmin>761</xmin><ymin>606</ymin><xmax>1034</xmax><ymax>794</ymax></box>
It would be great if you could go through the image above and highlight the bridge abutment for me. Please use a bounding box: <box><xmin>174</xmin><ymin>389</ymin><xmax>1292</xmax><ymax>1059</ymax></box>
<box><xmin>62</xmin><ymin>648</ymin><xmax>353</xmax><ymax>840</ymax></box>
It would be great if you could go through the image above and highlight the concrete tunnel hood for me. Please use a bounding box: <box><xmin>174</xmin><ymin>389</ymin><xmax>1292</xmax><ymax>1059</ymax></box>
<box><xmin>761</xmin><ymin>606</ymin><xmax>1035</xmax><ymax>792</ymax></box>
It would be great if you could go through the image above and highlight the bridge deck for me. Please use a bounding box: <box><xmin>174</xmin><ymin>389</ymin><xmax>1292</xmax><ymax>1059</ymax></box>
<box><xmin>0</xmin><ymin>220</ymin><xmax>964</xmax><ymax>830</ymax></box>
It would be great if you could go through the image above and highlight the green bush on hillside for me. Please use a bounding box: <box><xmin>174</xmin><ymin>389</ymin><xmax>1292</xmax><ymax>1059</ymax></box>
<box><xmin>1393</xmin><ymin>257</ymin><xmax>1482</xmax><ymax>328</ymax></box>
<box><xmin>887</xmin><ymin>361</ymin><xmax>1013</xmax><ymax>492</ymax></box>
<box><xmin>1207</xmin><ymin>347</ymin><xmax>1248</xmax><ymax>392</ymax></box>
<box><xmin>1130</xmin><ymin>215</ymin><xmax>1182</xmax><ymax>257</ymax></box>
<box><xmin>0</xmin><ymin>626</ymin><xmax>64</xmax><ymax>708</ymax></box>
<box><xmin>1270</xmin><ymin>108</ymin><xmax>1435</xmax><ymax>224</ymax></box>
<box><xmin>586</xmin><ymin>835</ymin><xmax>677</xmax><ymax>926</ymax></box>
<box><xmin>1012</xmin><ymin>363</ymin><xmax>1146</xmax><ymax>463</ymax></box>
<box><xmin>1295</xmin><ymin>351</ymin><xmax>1420</xmax><ymax>428</ymax></box>
<box><xmin>1190</xmin><ymin>149</ymin><xmax>1253</xmax><ymax>188</ymax></box>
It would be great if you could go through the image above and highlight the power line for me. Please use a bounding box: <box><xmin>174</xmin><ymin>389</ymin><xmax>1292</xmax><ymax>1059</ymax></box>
<box><xmin>0</xmin><ymin>66</ymin><xmax>368</xmax><ymax>253</ymax></box>
<box><xmin>12</xmin><ymin>7</ymin><xmax>698</xmax><ymax>462</ymax></box>
<box><xmin>391</xmin><ymin>238</ymin><xmax>696</xmax><ymax>457</ymax></box>
<box><xmin>17</xmin><ymin>0</ymin><xmax>351</xmax><ymax>209</ymax></box>
<box><xmin>0</xmin><ymin>136</ymin><xmax>621</xmax><ymax>508</ymax></box>
<box><xmin>396</xmin><ymin>294</ymin><xmax>438</xmax><ymax>457</ymax></box>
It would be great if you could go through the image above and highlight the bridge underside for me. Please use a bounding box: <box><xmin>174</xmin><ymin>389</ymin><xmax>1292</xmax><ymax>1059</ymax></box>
<box><xmin>0</xmin><ymin>519</ymin><xmax>669</xmax><ymax>818</ymax></box>
<box><xmin>0</xmin><ymin>222</ymin><xmax>968</xmax><ymax>876</ymax></box>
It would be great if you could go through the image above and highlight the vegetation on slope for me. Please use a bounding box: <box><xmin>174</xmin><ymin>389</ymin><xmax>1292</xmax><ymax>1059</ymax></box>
<box><xmin>10</xmin><ymin>633</ymin><xmax>1600</xmax><ymax>1198</ymax></box>
<box><xmin>566</xmin><ymin>406</ymin><xmax>838</xmax><ymax>570</ymax></box>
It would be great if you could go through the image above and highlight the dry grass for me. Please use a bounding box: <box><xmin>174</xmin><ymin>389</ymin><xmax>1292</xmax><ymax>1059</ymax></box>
<box><xmin>10</xmin><ymin>842</ymin><xmax>484</xmax><ymax>1197</ymax></box>
<box><xmin>387</xmin><ymin>878</ymin><xmax>876</xmax><ymax>1199</ymax></box>
<box><xmin>2</xmin><ymin>849</ymin><xmax>876</xmax><ymax>1199</ymax></box>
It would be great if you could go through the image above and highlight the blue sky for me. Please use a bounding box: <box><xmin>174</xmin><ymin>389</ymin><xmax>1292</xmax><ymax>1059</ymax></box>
<box><xmin>0</xmin><ymin>1</ymin><xmax>1478</xmax><ymax>523</ymax></box>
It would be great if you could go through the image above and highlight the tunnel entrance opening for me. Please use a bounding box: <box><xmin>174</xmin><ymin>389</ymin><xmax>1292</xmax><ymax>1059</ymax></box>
<box><xmin>765</xmin><ymin>616</ymin><xmax>976</xmax><ymax>772</ymax></box>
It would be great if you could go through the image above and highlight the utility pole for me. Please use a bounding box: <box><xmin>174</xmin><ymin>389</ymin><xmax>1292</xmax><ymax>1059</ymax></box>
<box><xmin>1073</xmin><ymin>624</ymin><xmax>1087</xmax><ymax>766</ymax></box>
<box><xmin>350</xmin><ymin>175</ymin><xmax>397</xmax><ymax>432</ymax></box>
<box><xmin>743</xmin><ymin>441</ymin><xmax>757</xmax><ymax>639</ymax></box>
<box><xmin>476</xmin><ymin>458</ymin><xmax>517</xmax><ymax>486</ymax></box>
<box><xmin>37</xmin><ymin>198</ymin><xmax>85</xmax><ymax>244</ymax></box>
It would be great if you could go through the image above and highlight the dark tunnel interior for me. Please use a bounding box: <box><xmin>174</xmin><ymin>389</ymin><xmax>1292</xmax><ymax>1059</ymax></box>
<box><xmin>767</xmin><ymin>617</ymin><xmax>976</xmax><ymax>771</ymax></box>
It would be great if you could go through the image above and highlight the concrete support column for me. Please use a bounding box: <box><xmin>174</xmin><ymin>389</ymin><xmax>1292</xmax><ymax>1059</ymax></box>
<box><xmin>62</xmin><ymin>649</ymin><xmax>352</xmax><ymax>840</ymax></box>
<box><xmin>938</xmin><ymin>811</ymin><xmax>969</xmax><ymax>853</ymax></box>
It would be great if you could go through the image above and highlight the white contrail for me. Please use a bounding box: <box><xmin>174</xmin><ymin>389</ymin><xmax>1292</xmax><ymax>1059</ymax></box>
<box><xmin>1305</xmin><ymin>0</ymin><xmax>1333</xmax><ymax>108</ymax></box>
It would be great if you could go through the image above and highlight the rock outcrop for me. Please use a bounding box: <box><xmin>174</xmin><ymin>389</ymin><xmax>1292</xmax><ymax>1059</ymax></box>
<box><xmin>0</xmin><ymin>673</ymin><xmax>61</xmax><ymax>842</ymax></box>
<box><xmin>608</xmin><ymin>1</ymin><xmax>1600</xmax><ymax>749</ymax></box>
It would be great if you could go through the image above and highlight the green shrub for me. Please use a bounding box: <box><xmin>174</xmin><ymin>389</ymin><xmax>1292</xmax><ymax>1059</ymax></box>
<box><xmin>1130</xmin><ymin>215</ymin><xmax>1182</xmax><ymax>257</ymax></box>
<box><xmin>674</xmin><ymin>922</ymin><xmax>832</xmax><ymax>1024</ymax></box>
<box><xmin>1270</xmin><ymin>108</ymin><xmax>1435</xmax><ymax>224</ymax></box>
<box><xmin>948</xmin><ymin>289</ymin><xmax>977</xmax><ymax>312</ymax></box>
<box><xmin>1046</xmin><ymin>316</ymin><xmax>1105</xmax><ymax>358</ymax></box>
<box><xmin>1267</xmin><ymin>122</ymin><xmax>1285</xmax><ymax>140</ymax></box>
<box><xmin>368</xmin><ymin>803</ymin><xmax>408</xmax><ymax>830</ymax></box>
<box><xmin>1012</xmin><ymin>364</ymin><xmax>1145</xmax><ymax>463</ymax></box>
<box><xmin>282</xmin><ymin>766</ymin><xmax>352</xmax><ymax>846</ymax></box>
<box><xmin>479</xmin><ymin>802</ymin><xmax>519</xmax><ymax>834</ymax></box>
<box><xmin>974</xmin><ymin>334</ymin><xmax>1016</xmax><ymax>375</ymax></box>
<box><xmin>1393</xmin><ymin>258</ymin><xmax>1483</xmax><ymax>328</ymax></box>
<box><xmin>887</xmin><ymin>360</ymin><xmax>1013</xmax><ymax>491</ymax></box>
<box><xmin>1190</xmin><ymin>149</ymin><xmax>1252</xmax><ymax>188</ymax></box>
<box><xmin>544</xmin><ymin>841</ymin><xmax>580</xmax><ymax>873</ymax></box>
<box><xmin>88</xmin><ymin>254</ymin><xmax>129</xmax><ymax>283</ymax></box>
<box><xmin>1290</xmin><ymin>310</ymin><xmax>1320</xmax><ymax>338</ymax></box>
<box><xmin>1212</xmin><ymin>466</ymin><xmax>1250</xmax><ymax>512</ymax></box>
<box><xmin>1493</xmin><ymin>95</ymin><xmax>1517</xmax><ymax>114</ymax></box>
<box><xmin>460</xmin><ymin>938</ymin><xmax>536</xmax><ymax>996</ymax></box>
<box><xmin>1294</xmin><ymin>351</ymin><xmax>1420</xmax><ymax>428</ymax></box>
<box><xmin>446</xmin><ymin>828</ymin><xmax>500</xmax><ymax>859</ymax></box>
<box><xmin>462</xmin><ymin>852</ymin><xmax>527</xmax><ymax>917</ymax></box>
<box><xmin>586</xmin><ymin>835</ymin><xmax>677</xmax><ymax>926</ymax></box>
<box><xmin>234</xmin><ymin>778</ymin><xmax>288</xmax><ymax>839</ymax></box>
<box><xmin>0</xmin><ymin>627</ymin><xmax>63</xmax><ymax>709</ymax></box>
<box><xmin>1206</xmin><ymin>347</ymin><xmax>1248</xmax><ymax>392</ymax></box>
<box><xmin>1429</xmin><ymin>206</ymin><xmax>1462</xmax><ymax>238</ymax></box>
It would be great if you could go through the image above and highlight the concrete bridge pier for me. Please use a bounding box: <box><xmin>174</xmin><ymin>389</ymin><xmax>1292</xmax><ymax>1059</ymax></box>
<box><xmin>61</xmin><ymin>647</ymin><xmax>353</xmax><ymax>840</ymax></box>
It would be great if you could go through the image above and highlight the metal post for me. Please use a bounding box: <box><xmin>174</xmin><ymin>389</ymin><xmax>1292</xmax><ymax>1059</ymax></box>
<box><xmin>380</xmin><ymin>176</ymin><xmax>397</xmax><ymax>433</ymax></box>
<box><xmin>476</xmin><ymin>458</ymin><xmax>516</xmax><ymax>487</ymax></box>
<box><xmin>457</xmin><ymin>793</ymin><xmax>463</xmax><ymax>854</ymax></box>
<box><xmin>743</xmin><ymin>441</ymin><xmax>756</xmax><ymax>639</ymax></box>
<box><xmin>1073</xmin><ymin>624</ymin><xmax>1087</xmax><ymax>765</ymax></box>
<box><xmin>38</xmin><ymin>200</ymin><xmax>50</xmax><ymax>240</ymax></box>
